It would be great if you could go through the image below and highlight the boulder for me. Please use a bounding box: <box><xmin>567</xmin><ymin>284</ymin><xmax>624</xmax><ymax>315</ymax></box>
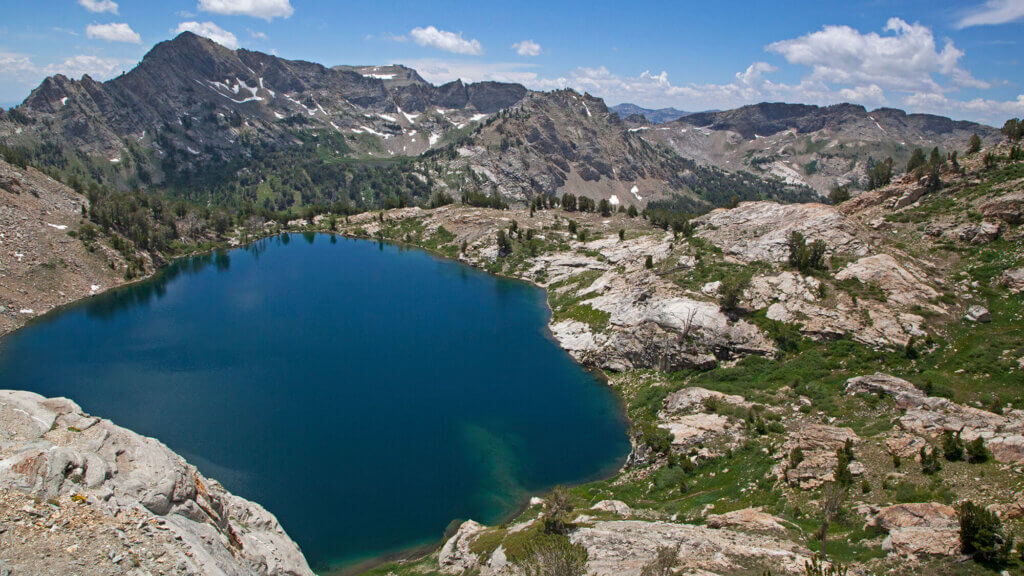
<box><xmin>845</xmin><ymin>373</ymin><xmax>926</xmax><ymax>409</ymax></box>
<box><xmin>746</xmin><ymin>268</ymin><xmax>935</xmax><ymax>348</ymax></box>
<box><xmin>885</xmin><ymin>432</ymin><xmax>928</xmax><ymax>458</ymax></box>
<box><xmin>0</xmin><ymin>390</ymin><xmax>313</xmax><ymax>576</ymax></box>
<box><xmin>965</xmin><ymin>305</ymin><xmax>991</xmax><ymax>323</ymax></box>
<box><xmin>987</xmin><ymin>434</ymin><xmax>1024</xmax><ymax>463</ymax></box>
<box><xmin>782</xmin><ymin>424</ymin><xmax>860</xmax><ymax>489</ymax></box>
<box><xmin>874</xmin><ymin>503</ymin><xmax>960</xmax><ymax>557</ymax></box>
<box><xmin>658</xmin><ymin>413</ymin><xmax>736</xmax><ymax>447</ymax></box>
<box><xmin>953</xmin><ymin>221</ymin><xmax>1000</xmax><ymax>244</ymax></box>
<box><xmin>980</xmin><ymin>191</ymin><xmax>1024</xmax><ymax>225</ymax></box>
<box><xmin>1001</xmin><ymin>268</ymin><xmax>1024</xmax><ymax>294</ymax></box>
<box><xmin>784</xmin><ymin>451</ymin><xmax>864</xmax><ymax>489</ymax></box>
<box><xmin>833</xmin><ymin>254</ymin><xmax>939</xmax><ymax>307</ymax></box>
<box><xmin>882</xmin><ymin>527</ymin><xmax>960</xmax><ymax>557</ymax></box>
<box><xmin>898</xmin><ymin>397</ymin><xmax>1024</xmax><ymax>464</ymax></box>
<box><xmin>570</xmin><ymin>520</ymin><xmax>809</xmax><ymax>576</ymax></box>
<box><xmin>706</xmin><ymin>507</ymin><xmax>787</xmax><ymax>534</ymax></box>
<box><xmin>662</xmin><ymin>387</ymin><xmax>750</xmax><ymax>415</ymax></box>
<box><xmin>439</xmin><ymin>520</ymin><xmax>486</xmax><ymax>574</ymax></box>
<box><xmin>591</xmin><ymin>500</ymin><xmax>632</xmax><ymax>517</ymax></box>
<box><xmin>784</xmin><ymin>423</ymin><xmax>859</xmax><ymax>453</ymax></box>
<box><xmin>873</xmin><ymin>502</ymin><xmax>958</xmax><ymax>531</ymax></box>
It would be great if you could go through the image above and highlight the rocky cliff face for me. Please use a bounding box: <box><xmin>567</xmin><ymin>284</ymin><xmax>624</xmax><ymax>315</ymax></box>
<box><xmin>0</xmin><ymin>390</ymin><xmax>313</xmax><ymax>576</ymax></box>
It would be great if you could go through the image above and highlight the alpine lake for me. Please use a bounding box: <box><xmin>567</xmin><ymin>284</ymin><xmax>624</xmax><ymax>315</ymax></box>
<box><xmin>0</xmin><ymin>233</ymin><xmax>630</xmax><ymax>572</ymax></box>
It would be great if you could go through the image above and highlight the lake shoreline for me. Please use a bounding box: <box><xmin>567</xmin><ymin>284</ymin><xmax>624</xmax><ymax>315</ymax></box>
<box><xmin>0</xmin><ymin>223</ymin><xmax>635</xmax><ymax>576</ymax></box>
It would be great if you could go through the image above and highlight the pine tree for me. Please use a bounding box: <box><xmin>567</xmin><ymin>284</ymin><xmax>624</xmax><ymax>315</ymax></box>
<box><xmin>562</xmin><ymin>193</ymin><xmax>577</xmax><ymax>212</ymax></box>
<box><xmin>496</xmin><ymin>230</ymin><xmax>512</xmax><ymax>256</ymax></box>
<box><xmin>906</xmin><ymin>148</ymin><xmax>927</xmax><ymax>173</ymax></box>
<box><xmin>968</xmin><ymin>133</ymin><xmax>982</xmax><ymax>154</ymax></box>
<box><xmin>1002</xmin><ymin>118</ymin><xmax>1023</xmax><ymax>142</ymax></box>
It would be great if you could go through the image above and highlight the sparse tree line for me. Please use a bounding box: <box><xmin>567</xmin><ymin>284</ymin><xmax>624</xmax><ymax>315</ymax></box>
<box><xmin>851</xmin><ymin>118</ymin><xmax>1023</xmax><ymax>198</ymax></box>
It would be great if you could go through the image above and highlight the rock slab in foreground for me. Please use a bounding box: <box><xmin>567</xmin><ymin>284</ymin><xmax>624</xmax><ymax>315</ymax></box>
<box><xmin>0</xmin><ymin>390</ymin><xmax>313</xmax><ymax>576</ymax></box>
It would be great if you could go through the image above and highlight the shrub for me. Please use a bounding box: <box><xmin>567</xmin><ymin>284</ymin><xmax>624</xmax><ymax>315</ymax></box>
<box><xmin>787</xmin><ymin>231</ymin><xmax>826</xmax><ymax>274</ymax></box>
<box><xmin>718</xmin><ymin>273</ymin><xmax>751</xmax><ymax>311</ymax></box>
<box><xmin>640</xmin><ymin>424</ymin><xmax>673</xmax><ymax>455</ymax></box>
<box><xmin>517</xmin><ymin>536</ymin><xmax>588</xmax><ymax>576</ymax></box>
<box><xmin>640</xmin><ymin>545</ymin><xmax>680</xmax><ymax>576</ymax></box>
<box><xmin>834</xmin><ymin>447</ymin><xmax>853</xmax><ymax>487</ymax></box>
<box><xmin>866</xmin><ymin>158</ymin><xmax>893</xmax><ymax>190</ymax></box>
<box><xmin>942</xmin><ymin>431</ymin><xmax>964</xmax><ymax>461</ymax></box>
<box><xmin>959</xmin><ymin>501</ymin><xmax>1012</xmax><ymax>566</ymax></box>
<box><xmin>966</xmin><ymin>437</ymin><xmax>991</xmax><ymax>464</ymax></box>
<box><xmin>803</xmin><ymin>554</ymin><xmax>849</xmax><ymax>576</ymax></box>
<box><xmin>645</xmin><ymin>255</ymin><xmax>653</xmax><ymax>269</ymax></box>
<box><xmin>542</xmin><ymin>486</ymin><xmax>574</xmax><ymax>535</ymax></box>
<box><xmin>789</xmin><ymin>447</ymin><xmax>805</xmax><ymax>469</ymax></box>
<box><xmin>828</xmin><ymin>185</ymin><xmax>851</xmax><ymax>204</ymax></box>
<box><xmin>920</xmin><ymin>446</ymin><xmax>942</xmax><ymax>475</ymax></box>
<box><xmin>429</xmin><ymin>191</ymin><xmax>454</xmax><ymax>208</ymax></box>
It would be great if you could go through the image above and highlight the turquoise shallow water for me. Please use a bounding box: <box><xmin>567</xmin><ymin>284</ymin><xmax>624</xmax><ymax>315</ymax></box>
<box><xmin>0</xmin><ymin>234</ymin><xmax>629</xmax><ymax>571</ymax></box>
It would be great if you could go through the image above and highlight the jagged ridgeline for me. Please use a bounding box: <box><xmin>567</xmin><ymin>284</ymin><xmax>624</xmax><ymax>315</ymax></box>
<box><xmin>0</xmin><ymin>31</ymin><xmax>816</xmax><ymax>217</ymax></box>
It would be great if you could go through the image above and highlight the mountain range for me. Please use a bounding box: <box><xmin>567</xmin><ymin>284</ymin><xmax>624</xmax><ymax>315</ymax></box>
<box><xmin>0</xmin><ymin>32</ymin><xmax>1002</xmax><ymax>212</ymax></box>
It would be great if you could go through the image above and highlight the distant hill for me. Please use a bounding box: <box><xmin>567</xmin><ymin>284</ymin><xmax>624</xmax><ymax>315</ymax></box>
<box><xmin>611</xmin><ymin>103</ymin><xmax>692</xmax><ymax>124</ymax></box>
<box><xmin>623</xmin><ymin>101</ymin><xmax>1001</xmax><ymax>193</ymax></box>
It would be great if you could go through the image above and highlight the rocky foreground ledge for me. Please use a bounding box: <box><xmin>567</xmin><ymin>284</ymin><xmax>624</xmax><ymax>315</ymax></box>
<box><xmin>0</xmin><ymin>390</ymin><xmax>313</xmax><ymax>576</ymax></box>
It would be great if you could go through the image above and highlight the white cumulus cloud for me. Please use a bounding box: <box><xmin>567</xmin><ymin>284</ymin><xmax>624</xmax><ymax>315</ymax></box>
<box><xmin>0</xmin><ymin>52</ymin><xmax>37</xmax><ymax>76</ymax></box>
<box><xmin>513</xmin><ymin>40</ymin><xmax>542</xmax><ymax>57</ymax></box>
<box><xmin>766</xmin><ymin>17</ymin><xmax>988</xmax><ymax>92</ymax></box>
<box><xmin>957</xmin><ymin>0</ymin><xmax>1024</xmax><ymax>28</ymax></box>
<box><xmin>410</xmin><ymin>26</ymin><xmax>483</xmax><ymax>55</ymax></box>
<box><xmin>197</xmin><ymin>0</ymin><xmax>294</xmax><ymax>21</ymax></box>
<box><xmin>86</xmin><ymin>22</ymin><xmax>142</xmax><ymax>44</ymax></box>
<box><xmin>43</xmin><ymin>54</ymin><xmax>129</xmax><ymax>80</ymax></box>
<box><xmin>174</xmin><ymin>21</ymin><xmax>240</xmax><ymax>49</ymax></box>
<box><xmin>903</xmin><ymin>92</ymin><xmax>1024</xmax><ymax>124</ymax></box>
<box><xmin>404</xmin><ymin>59</ymin><xmax>541</xmax><ymax>85</ymax></box>
<box><xmin>78</xmin><ymin>0</ymin><xmax>118</xmax><ymax>14</ymax></box>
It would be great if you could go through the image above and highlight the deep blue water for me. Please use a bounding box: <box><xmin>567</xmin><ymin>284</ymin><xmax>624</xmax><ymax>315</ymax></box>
<box><xmin>0</xmin><ymin>234</ymin><xmax>629</xmax><ymax>572</ymax></box>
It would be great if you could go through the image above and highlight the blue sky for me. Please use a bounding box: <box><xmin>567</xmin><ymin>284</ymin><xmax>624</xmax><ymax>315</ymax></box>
<box><xmin>1</xmin><ymin>0</ymin><xmax>1023</xmax><ymax>124</ymax></box>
